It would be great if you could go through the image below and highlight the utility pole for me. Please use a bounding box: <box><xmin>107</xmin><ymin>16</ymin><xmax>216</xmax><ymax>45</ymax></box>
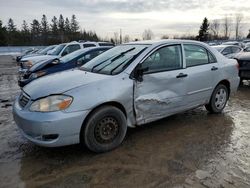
<box><xmin>120</xmin><ymin>29</ymin><xmax>122</xmax><ymax>44</ymax></box>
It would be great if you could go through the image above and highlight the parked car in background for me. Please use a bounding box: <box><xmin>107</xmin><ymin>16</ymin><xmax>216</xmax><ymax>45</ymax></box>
<box><xmin>16</xmin><ymin>47</ymin><xmax>39</xmax><ymax>62</ymax></box>
<box><xmin>212</xmin><ymin>45</ymin><xmax>243</xmax><ymax>59</ymax></box>
<box><xmin>222</xmin><ymin>41</ymin><xmax>244</xmax><ymax>48</ymax></box>
<box><xmin>80</xmin><ymin>41</ymin><xmax>115</xmax><ymax>47</ymax></box>
<box><xmin>18</xmin><ymin>46</ymin><xmax>112</xmax><ymax>87</ymax></box>
<box><xmin>16</xmin><ymin>45</ymin><xmax>57</xmax><ymax>62</ymax></box>
<box><xmin>244</xmin><ymin>46</ymin><xmax>250</xmax><ymax>52</ymax></box>
<box><xmin>19</xmin><ymin>42</ymin><xmax>84</xmax><ymax>70</ymax></box>
<box><xmin>19</xmin><ymin>41</ymin><xmax>114</xmax><ymax>70</ymax></box>
<box><xmin>13</xmin><ymin>40</ymin><xmax>240</xmax><ymax>153</ymax></box>
<box><xmin>234</xmin><ymin>52</ymin><xmax>250</xmax><ymax>83</ymax></box>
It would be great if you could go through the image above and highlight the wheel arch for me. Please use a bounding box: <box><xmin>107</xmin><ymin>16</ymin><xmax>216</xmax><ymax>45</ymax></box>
<box><xmin>216</xmin><ymin>79</ymin><xmax>231</xmax><ymax>97</ymax></box>
<box><xmin>79</xmin><ymin>101</ymin><xmax>127</xmax><ymax>142</ymax></box>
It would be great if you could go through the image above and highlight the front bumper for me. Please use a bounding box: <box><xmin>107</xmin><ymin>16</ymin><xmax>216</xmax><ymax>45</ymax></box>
<box><xmin>13</xmin><ymin>97</ymin><xmax>89</xmax><ymax>147</ymax></box>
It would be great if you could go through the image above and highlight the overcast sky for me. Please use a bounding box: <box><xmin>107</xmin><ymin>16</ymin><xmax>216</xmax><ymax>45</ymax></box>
<box><xmin>1</xmin><ymin>0</ymin><xmax>250</xmax><ymax>39</ymax></box>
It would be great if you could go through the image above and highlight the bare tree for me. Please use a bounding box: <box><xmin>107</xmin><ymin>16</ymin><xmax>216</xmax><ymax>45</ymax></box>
<box><xmin>142</xmin><ymin>29</ymin><xmax>154</xmax><ymax>40</ymax></box>
<box><xmin>222</xmin><ymin>15</ymin><xmax>232</xmax><ymax>39</ymax></box>
<box><xmin>113</xmin><ymin>32</ymin><xmax>119</xmax><ymax>44</ymax></box>
<box><xmin>161</xmin><ymin>34</ymin><xmax>169</xmax><ymax>39</ymax></box>
<box><xmin>235</xmin><ymin>13</ymin><xmax>243</xmax><ymax>40</ymax></box>
<box><xmin>124</xmin><ymin>35</ymin><xmax>130</xmax><ymax>43</ymax></box>
<box><xmin>210</xmin><ymin>19</ymin><xmax>220</xmax><ymax>39</ymax></box>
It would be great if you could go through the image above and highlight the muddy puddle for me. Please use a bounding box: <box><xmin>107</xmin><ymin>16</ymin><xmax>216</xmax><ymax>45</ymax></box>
<box><xmin>0</xmin><ymin>56</ymin><xmax>249</xmax><ymax>188</ymax></box>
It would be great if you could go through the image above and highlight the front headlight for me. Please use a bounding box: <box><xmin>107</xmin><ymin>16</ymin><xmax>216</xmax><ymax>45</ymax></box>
<box><xmin>30</xmin><ymin>95</ymin><xmax>73</xmax><ymax>112</ymax></box>
<box><xmin>29</xmin><ymin>71</ymin><xmax>46</xmax><ymax>79</ymax></box>
<box><xmin>22</xmin><ymin>61</ymin><xmax>33</xmax><ymax>69</ymax></box>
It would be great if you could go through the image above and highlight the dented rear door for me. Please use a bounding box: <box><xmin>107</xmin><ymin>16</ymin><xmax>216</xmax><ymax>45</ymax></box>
<box><xmin>134</xmin><ymin>44</ymin><xmax>188</xmax><ymax>125</ymax></box>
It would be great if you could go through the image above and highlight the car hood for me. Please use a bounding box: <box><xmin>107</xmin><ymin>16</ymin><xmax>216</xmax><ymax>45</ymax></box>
<box><xmin>21</xmin><ymin>55</ymin><xmax>58</xmax><ymax>64</ymax></box>
<box><xmin>23</xmin><ymin>69</ymin><xmax>111</xmax><ymax>100</ymax></box>
<box><xmin>29</xmin><ymin>57</ymin><xmax>58</xmax><ymax>72</ymax></box>
<box><xmin>235</xmin><ymin>52</ymin><xmax>250</xmax><ymax>60</ymax></box>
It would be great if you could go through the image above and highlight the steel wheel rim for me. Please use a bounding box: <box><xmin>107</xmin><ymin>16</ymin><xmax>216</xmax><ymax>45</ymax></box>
<box><xmin>94</xmin><ymin>116</ymin><xmax>119</xmax><ymax>144</ymax></box>
<box><xmin>215</xmin><ymin>88</ymin><xmax>227</xmax><ymax>110</ymax></box>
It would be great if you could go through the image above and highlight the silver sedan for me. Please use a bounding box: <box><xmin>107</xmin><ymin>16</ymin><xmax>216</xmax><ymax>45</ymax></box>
<box><xmin>13</xmin><ymin>40</ymin><xmax>240</xmax><ymax>153</ymax></box>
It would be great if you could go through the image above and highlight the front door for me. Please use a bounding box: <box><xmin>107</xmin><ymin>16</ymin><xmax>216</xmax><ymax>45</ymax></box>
<box><xmin>134</xmin><ymin>44</ymin><xmax>188</xmax><ymax>125</ymax></box>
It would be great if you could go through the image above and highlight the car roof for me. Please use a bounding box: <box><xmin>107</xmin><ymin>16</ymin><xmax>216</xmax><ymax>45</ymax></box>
<box><xmin>213</xmin><ymin>45</ymin><xmax>241</xmax><ymax>48</ymax></box>
<box><xmin>124</xmin><ymin>39</ymin><xmax>212</xmax><ymax>47</ymax></box>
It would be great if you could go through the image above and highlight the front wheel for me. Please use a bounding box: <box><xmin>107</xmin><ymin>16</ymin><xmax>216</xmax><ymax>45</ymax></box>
<box><xmin>205</xmin><ymin>84</ymin><xmax>229</xmax><ymax>113</ymax></box>
<box><xmin>81</xmin><ymin>106</ymin><xmax>127</xmax><ymax>153</ymax></box>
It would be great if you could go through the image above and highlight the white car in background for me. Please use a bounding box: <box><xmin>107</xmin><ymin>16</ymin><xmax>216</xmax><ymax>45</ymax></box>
<box><xmin>212</xmin><ymin>45</ymin><xmax>243</xmax><ymax>59</ymax></box>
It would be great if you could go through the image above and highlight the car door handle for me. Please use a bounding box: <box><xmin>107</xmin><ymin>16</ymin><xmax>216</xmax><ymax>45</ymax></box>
<box><xmin>176</xmin><ymin>73</ymin><xmax>188</xmax><ymax>78</ymax></box>
<box><xmin>211</xmin><ymin>66</ymin><xmax>218</xmax><ymax>71</ymax></box>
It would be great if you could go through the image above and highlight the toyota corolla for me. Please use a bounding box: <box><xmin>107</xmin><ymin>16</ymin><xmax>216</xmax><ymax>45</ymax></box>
<box><xmin>13</xmin><ymin>40</ymin><xmax>240</xmax><ymax>153</ymax></box>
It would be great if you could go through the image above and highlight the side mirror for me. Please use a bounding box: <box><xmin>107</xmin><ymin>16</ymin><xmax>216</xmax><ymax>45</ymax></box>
<box><xmin>133</xmin><ymin>64</ymin><xmax>149</xmax><ymax>82</ymax></box>
<box><xmin>76</xmin><ymin>60</ymin><xmax>84</xmax><ymax>66</ymax></box>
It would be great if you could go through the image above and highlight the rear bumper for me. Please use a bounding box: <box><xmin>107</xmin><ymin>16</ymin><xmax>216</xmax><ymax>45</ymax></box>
<box><xmin>13</xmin><ymin>98</ymin><xmax>89</xmax><ymax>147</ymax></box>
<box><xmin>229</xmin><ymin>76</ymin><xmax>240</xmax><ymax>93</ymax></box>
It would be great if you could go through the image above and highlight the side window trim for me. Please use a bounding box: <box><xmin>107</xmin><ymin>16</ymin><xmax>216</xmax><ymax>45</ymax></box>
<box><xmin>140</xmin><ymin>43</ymin><xmax>184</xmax><ymax>75</ymax></box>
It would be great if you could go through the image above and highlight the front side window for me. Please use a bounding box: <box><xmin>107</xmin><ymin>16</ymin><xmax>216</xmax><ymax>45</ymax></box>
<box><xmin>142</xmin><ymin>44</ymin><xmax>182</xmax><ymax>73</ymax></box>
<box><xmin>222</xmin><ymin>47</ymin><xmax>232</xmax><ymax>55</ymax></box>
<box><xmin>184</xmin><ymin>44</ymin><xmax>209</xmax><ymax>67</ymax></box>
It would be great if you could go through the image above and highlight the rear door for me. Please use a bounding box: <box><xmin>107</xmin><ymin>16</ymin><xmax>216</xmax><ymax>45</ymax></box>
<box><xmin>134</xmin><ymin>44</ymin><xmax>189</xmax><ymax>124</ymax></box>
<box><xmin>183</xmin><ymin>44</ymin><xmax>220</xmax><ymax>107</ymax></box>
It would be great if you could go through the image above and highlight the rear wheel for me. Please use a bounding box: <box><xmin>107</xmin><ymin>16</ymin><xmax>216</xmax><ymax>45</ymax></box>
<box><xmin>205</xmin><ymin>84</ymin><xmax>229</xmax><ymax>113</ymax></box>
<box><xmin>81</xmin><ymin>106</ymin><xmax>127</xmax><ymax>153</ymax></box>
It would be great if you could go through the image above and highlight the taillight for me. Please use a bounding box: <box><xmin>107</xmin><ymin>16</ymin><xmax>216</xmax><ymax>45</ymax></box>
<box><xmin>236</xmin><ymin>62</ymin><xmax>239</xmax><ymax>70</ymax></box>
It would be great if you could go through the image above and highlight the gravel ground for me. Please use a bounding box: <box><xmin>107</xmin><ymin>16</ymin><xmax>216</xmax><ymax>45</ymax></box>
<box><xmin>0</xmin><ymin>55</ymin><xmax>249</xmax><ymax>188</ymax></box>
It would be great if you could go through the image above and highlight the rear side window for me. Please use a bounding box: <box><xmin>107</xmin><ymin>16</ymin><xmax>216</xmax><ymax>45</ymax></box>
<box><xmin>231</xmin><ymin>46</ymin><xmax>241</xmax><ymax>53</ymax></box>
<box><xmin>83</xmin><ymin>44</ymin><xmax>96</xmax><ymax>48</ymax></box>
<box><xmin>99</xmin><ymin>43</ymin><xmax>114</xmax><ymax>47</ymax></box>
<box><xmin>142</xmin><ymin>44</ymin><xmax>183</xmax><ymax>73</ymax></box>
<box><xmin>184</xmin><ymin>44</ymin><xmax>217</xmax><ymax>66</ymax></box>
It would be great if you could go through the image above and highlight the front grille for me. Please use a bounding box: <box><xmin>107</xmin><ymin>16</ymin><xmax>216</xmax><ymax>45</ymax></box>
<box><xmin>19</xmin><ymin>93</ymin><xmax>30</xmax><ymax>108</ymax></box>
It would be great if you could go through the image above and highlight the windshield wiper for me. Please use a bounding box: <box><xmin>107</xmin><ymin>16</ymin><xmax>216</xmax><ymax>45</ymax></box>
<box><xmin>91</xmin><ymin>47</ymin><xmax>136</xmax><ymax>72</ymax></box>
<box><xmin>110</xmin><ymin>47</ymin><xmax>146</xmax><ymax>75</ymax></box>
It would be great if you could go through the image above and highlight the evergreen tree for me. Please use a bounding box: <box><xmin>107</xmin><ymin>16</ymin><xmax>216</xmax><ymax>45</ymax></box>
<box><xmin>30</xmin><ymin>19</ymin><xmax>41</xmax><ymax>44</ymax></box>
<box><xmin>51</xmin><ymin>16</ymin><xmax>58</xmax><ymax>35</ymax></box>
<box><xmin>41</xmin><ymin>15</ymin><xmax>49</xmax><ymax>33</ymax></box>
<box><xmin>58</xmin><ymin>14</ymin><xmax>65</xmax><ymax>42</ymax></box>
<box><xmin>21</xmin><ymin>20</ymin><xmax>30</xmax><ymax>45</ymax></box>
<box><xmin>6</xmin><ymin>18</ymin><xmax>17</xmax><ymax>45</ymax></box>
<box><xmin>21</xmin><ymin>20</ymin><xmax>29</xmax><ymax>33</ymax></box>
<box><xmin>197</xmin><ymin>17</ymin><xmax>210</xmax><ymax>41</ymax></box>
<box><xmin>7</xmin><ymin>18</ymin><xmax>16</xmax><ymax>32</ymax></box>
<box><xmin>70</xmin><ymin>14</ymin><xmax>79</xmax><ymax>33</ymax></box>
<box><xmin>0</xmin><ymin>20</ymin><xmax>7</xmax><ymax>45</ymax></box>
<box><xmin>64</xmin><ymin>17</ymin><xmax>70</xmax><ymax>33</ymax></box>
<box><xmin>41</xmin><ymin>15</ymin><xmax>49</xmax><ymax>44</ymax></box>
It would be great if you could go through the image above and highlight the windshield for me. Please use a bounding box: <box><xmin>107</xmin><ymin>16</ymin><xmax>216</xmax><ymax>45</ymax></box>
<box><xmin>39</xmin><ymin>45</ymin><xmax>56</xmax><ymax>55</ymax></box>
<box><xmin>49</xmin><ymin>44</ymin><xmax>66</xmax><ymax>55</ymax></box>
<box><xmin>81</xmin><ymin>44</ymin><xmax>149</xmax><ymax>75</ymax></box>
<box><xmin>60</xmin><ymin>49</ymin><xmax>86</xmax><ymax>63</ymax></box>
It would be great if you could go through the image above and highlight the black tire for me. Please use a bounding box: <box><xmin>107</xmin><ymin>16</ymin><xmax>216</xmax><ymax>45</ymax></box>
<box><xmin>205</xmin><ymin>84</ymin><xmax>229</xmax><ymax>114</ymax></box>
<box><xmin>81</xmin><ymin>105</ymin><xmax>127</xmax><ymax>153</ymax></box>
